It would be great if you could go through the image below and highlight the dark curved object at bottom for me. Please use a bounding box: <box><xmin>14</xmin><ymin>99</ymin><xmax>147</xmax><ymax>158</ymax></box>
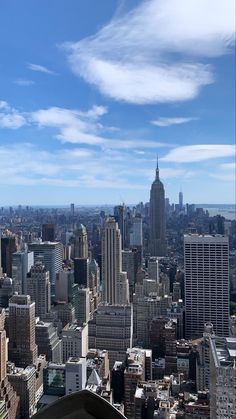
<box><xmin>32</xmin><ymin>389</ymin><xmax>126</xmax><ymax>419</ymax></box>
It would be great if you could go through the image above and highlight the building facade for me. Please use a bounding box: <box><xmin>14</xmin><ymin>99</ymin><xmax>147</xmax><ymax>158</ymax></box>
<box><xmin>8</xmin><ymin>295</ymin><xmax>38</xmax><ymax>368</ymax></box>
<box><xmin>102</xmin><ymin>217</ymin><xmax>129</xmax><ymax>305</ymax></box>
<box><xmin>88</xmin><ymin>305</ymin><xmax>133</xmax><ymax>369</ymax></box>
<box><xmin>27</xmin><ymin>262</ymin><xmax>51</xmax><ymax>319</ymax></box>
<box><xmin>184</xmin><ymin>234</ymin><xmax>230</xmax><ymax>338</ymax></box>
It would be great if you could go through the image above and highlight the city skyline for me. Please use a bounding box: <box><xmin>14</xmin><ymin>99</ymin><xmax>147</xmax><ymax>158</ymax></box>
<box><xmin>0</xmin><ymin>0</ymin><xmax>235</xmax><ymax>205</ymax></box>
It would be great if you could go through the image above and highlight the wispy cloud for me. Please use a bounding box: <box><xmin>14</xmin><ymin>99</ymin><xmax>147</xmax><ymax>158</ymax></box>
<box><xmin>211</xmin><ymin>162</ymin><xmax>236</xmax><ymax>182</ymax></box>
<box><xmin>31</xmin><ymin>105</ymin><xmax>168</xmax><ymax>149</ymax></box>
<box><xmin>219</xmin><ymin>162</ymin><xmax>236</xmax><ymax>170</ymax></box>
<box><xmin>0</xmin><ymin>100</ymin><xmax>26</xmax><ymax>129</ymax></box>
<box><xmin>14</xmin><ymin>79</ymin><xmax>35</xmax><ymax>86</ymax></box>
<box><xmin>31</xmin><ymin>105</ymin><xmax>108</xmax><ymax>145</ymax></box>
<box><xmin>0</xmin><ymin>143</ymin><xmax>147</xmax><ymax>190</ymax></box>
<box><xmin>151</xmin><ymin>117</ymin><xmax>197</xmax><ymax>127</ymax></box>
<box><xmin>161</xmin><ymin>145</ymin><xmax>236</xmax><ymax>163</ymax></box>
<box><xmin>63</xmin><ymin>0</ymin><xmax>235</xmax><ymax>104</ymax></box>
<box><xmin>0</xmin><ymin>99</ymin><xmax>169</xmax><ymax>150</ymax></box>
<box><xmin>27</xmin><ymin>63</ymin><xmax>57</xmax><ymax>75</ymax></box>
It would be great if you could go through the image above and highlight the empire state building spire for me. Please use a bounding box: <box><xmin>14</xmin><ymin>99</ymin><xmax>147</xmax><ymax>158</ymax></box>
<box><xmin>155</xmin><ymin>154</ymin><xmax>159</xmax><ymax>181</ymax></box>
<box><xmin>149</xmin><ymin>159</ymin><xmax>166</xmax><ymax>256</ymax></box>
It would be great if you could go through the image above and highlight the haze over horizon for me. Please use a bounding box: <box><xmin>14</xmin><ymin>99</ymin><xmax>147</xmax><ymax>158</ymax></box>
<box><xmin>0</xmin><ymin>0</ymin><xmax>235</xmax><ymax>205</ymax></box>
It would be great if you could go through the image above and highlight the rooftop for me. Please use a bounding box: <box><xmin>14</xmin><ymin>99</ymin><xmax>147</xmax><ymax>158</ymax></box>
<box><xmin>210</xmin><ymin>336</ymin><xmax>236</xmax><ymax>368</ymax></box>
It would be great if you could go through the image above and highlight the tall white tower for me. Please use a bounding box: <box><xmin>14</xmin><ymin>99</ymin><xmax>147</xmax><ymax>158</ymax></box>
<box><xmin>184</xmin><ymin>234</ymin><xmax>229</xmax><ymax>338</ymax></box>
<box><xmin>102</xmin><ymin>217</ymin><xmax>129</xmax><ymax>305</ymax></box>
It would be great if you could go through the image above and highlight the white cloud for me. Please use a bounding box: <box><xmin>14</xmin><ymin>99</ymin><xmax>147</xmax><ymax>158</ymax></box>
<box><xmin>211</xmin><ymin>162</ymin><xmax>236</xmax><ymax>182</ymax></box>
<box><xmin>0</xmin><ymin>100</ymin><xmax>26</xmax><ymax>129</ymax></box>
<box><xmin>161</xmin><ymin>145</ymin><xmax>236</xmax><ymax>163</ymax></box>
<box><xmin>27</xmin><ymin>63</ymin><xmax>57</xmax><ymax>75</ymax></box>
<box><xmin>151</xmin><ymin>117</ymin><xmax>197</xmax><ymax>127</ymax></box>
<box><xmin>220</xmin><ymin>162</ymin><xmax>236</xmax><ymax>170</ymax></box>
<box><xmin>0</xmin><ymin>143</ymin><xmax>147</xmax><ymax>190</ymax></box>
<box><xmin>63</xmin><ymin>0</ymin><xmax>235</xmax><ymax>104</ymax></box>
<box><xmin>211</xmin><ymin>173</ymin><xmax>236</xmax><ymax>182</ymax></box>
<box><xmin>14</xmin><ymin>79</ymin><xmax>35</xmax><ymax>86</ymax></box>
<box><xmin>0</xmin><ymin>99</ymin><xmax>170</xmax><ymax>150</ymax></box>
<box><xmin>31</xmin><ymin>105</ymin><xmax>169</xmax><ymax>149</ymax></box>
<box><xmin>0</xmin><ymin>101</ymin><xmax>10</xmax><ymax>110</ymax></box>
<box><xmin>31</xmin><ymin>106</ymin><xmax>107</xmax><ymax>145</ymax></box>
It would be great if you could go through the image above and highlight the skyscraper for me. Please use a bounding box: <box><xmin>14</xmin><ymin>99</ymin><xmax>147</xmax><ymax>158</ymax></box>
<box><xmin>179</xmin><ymin>190</ymin><xmax>183</xmax><ymax>210</ymax></box>
<box><xmin>8</xmin><ymin>295</ymin><xmax>38</xmax><ymax>368</ymax></box>
<box><xmin>42</xmin><ymin>224</ymin><xmax>56</xmax><ymax>242</ymax></box>
<box><xmin>0</xmin><ymin>231</ymin><xmax>2</xmax><ymax>277</ymax></box>
<box><xmin>0</xmin><ymin>309</ymin><xmax>20</xmax><ymax>419</ymax></box>
<box><xmin>28</xmin><ymin>241</ymin><xmax>63</xmax><ymax>288</ymax></box>
<box><xmin>102</xmin><ymin>217</ymin><xmax>129</xmax><ymax>305</ymax></box>
<box><xmin>1</xmin><ymin>234</ymin><xmax>18</xmax><ymax>277</ymax></box>
<box><xmin>12</xmin><ymin>251</ymin><xmax>34</xmax><ymax>294</ymax></box>
<box><xmin>184</xmin><ymin>234</ymin><xmax>230</xmax><ymax>338</ymax></box>
<box><xmin>74</xmin><ymin>224</ymin><xmax>88</xmax><ymax>259</ymax></box>
<box><xmin>114</xmin><ymin>204</ymin><xmax>126</xmax><ymax>249</ymax></box>
<box><xmin>149</xmin><ymin>158</ymin><xmax>166</xmax><ymax>256</ymax></box>
<box><xmin>88</xmin><ymin>305</ymin><xmax>133</xmax><ymax>369</ymax></box>
<box><xmin>27</xmin><ymin>261</ymin><xmax>51</xmax><ymax>319</ymax></box>
<box><xmin>129</xmin><ymin>215</ymin><xmax>143</xmax><ymax>248</ymax></box>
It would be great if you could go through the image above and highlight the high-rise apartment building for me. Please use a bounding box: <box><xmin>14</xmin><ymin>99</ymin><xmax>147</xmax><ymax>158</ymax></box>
<box><xmin>8</xmin><ymin>295</ymin><xmax>38</xmax><ymax>368</ymax></box>
<box><xmin>102</xmin><ymin>217</ymin><xmax>129</xmax><ymax>305</ymax></box>
<box><xmin>184</xmin><ymin>234</ymin><xmax>229</xmax><ymax>338</ymax></box>
<box><xmin>74</xmin><ymin>224</ymin><xmax>88</xmax><ymax>259</ymax></box>
<box><xmin>27</xmin><ymin>262</ymin><xmax>51</xmax><ymax>319</ymax></box>
<box><xmin>149</xmin><ymin>158</ymin><xmax>166</xmax><ymax>256</ymax></box>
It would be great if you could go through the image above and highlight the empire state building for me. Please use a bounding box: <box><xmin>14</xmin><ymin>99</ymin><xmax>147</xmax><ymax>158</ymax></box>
<box><xmin>149</xmin><ymin>158</ymin><xmax>166</xmax><ymax>256</ymax></box>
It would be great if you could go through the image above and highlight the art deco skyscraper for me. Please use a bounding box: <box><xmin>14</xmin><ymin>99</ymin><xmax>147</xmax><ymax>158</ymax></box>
<box><xmin>149</xmin><ymin>158</ymin><xmax>166</xmax><ymax>256</ymax></box>
<box><xmin>102</xmin><ymin>217</ymin><xmax>129</xmax><ymax>305</ymax></box>
<box><xmin>74</xmin><ymin>224</ymin><xmax>89</xmax><ymax>259</ymax></box>
<box><xmin>184</xmin><ymin>234</ymin><xmax>229</xmax><ymax>338</ymax></box>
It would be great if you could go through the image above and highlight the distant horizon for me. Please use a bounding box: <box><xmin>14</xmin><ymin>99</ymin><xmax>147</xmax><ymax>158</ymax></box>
<box><xmin>1</xmin><ymin>203</ymin><xmax>235</xmax><ymax>208</ymax></box>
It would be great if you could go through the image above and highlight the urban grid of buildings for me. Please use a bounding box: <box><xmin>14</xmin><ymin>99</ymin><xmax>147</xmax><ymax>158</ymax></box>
<box><xmin>0</xmin><ymin>160</ymin><xmax>235</xmax><ymax>418</ymax></box>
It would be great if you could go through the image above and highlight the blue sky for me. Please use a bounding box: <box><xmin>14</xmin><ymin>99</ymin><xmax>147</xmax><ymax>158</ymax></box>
<box><xmin>0</xmin><ymin>0</ymin><xmax>235</xmax><ymax>205</ymax></box>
